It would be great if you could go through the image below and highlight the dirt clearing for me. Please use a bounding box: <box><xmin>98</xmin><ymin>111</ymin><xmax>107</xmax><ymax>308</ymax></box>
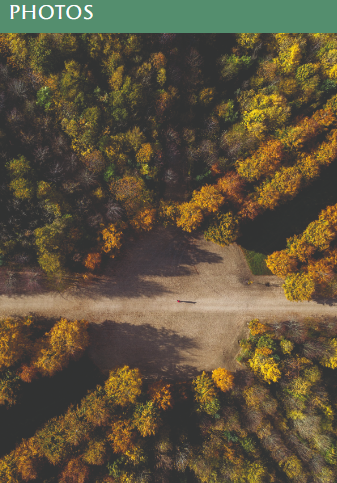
<box><xmin>0</xmin><ymin>227</ymin><xmax>336</xmax><ymax>379</ymax></box>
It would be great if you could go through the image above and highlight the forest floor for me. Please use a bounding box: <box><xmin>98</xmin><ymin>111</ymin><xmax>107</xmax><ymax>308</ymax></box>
<box><xmin>0</xmin><ymin>226</ymin><xmax>336</xmax><ymax>380</ymax></box>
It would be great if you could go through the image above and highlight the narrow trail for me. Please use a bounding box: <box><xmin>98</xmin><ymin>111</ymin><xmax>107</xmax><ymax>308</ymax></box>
<box><xmin>0</xmin><ymin>227</ymin><xmax>335</xmax><ymax>379</ymax></box>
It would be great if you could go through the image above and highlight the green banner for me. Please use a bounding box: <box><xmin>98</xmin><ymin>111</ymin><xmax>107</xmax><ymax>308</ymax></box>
<box><xmin>0</xmin><ymin>0</ymin><xmax>336</xmax><ymax>33</ymax></box>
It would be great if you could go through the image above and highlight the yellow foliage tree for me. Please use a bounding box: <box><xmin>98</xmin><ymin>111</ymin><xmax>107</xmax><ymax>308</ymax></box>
<box><xmin>82</xmin><ymin>438</ymin><xmax>106</xmax><ymax>466</ymax></box>
<box><xmin>279</xmin><ymin>455</ymin><xmax>303</xmax><ymax>481</ymax></box>
<box><xmin>256</xmin><ymin>166</ymin><xmax>302</xmax><ymax>210</ymax></box>
<box><xmin>241</xmin><ymin>91</ymin><xmax>291</xmax><ymax>136</ymax></box>
<box><xmin>157</xmin><ymin>200</ymin><xmax>178</xmax><ymax>227</ymax></box>
<box><xmin>176</xmin><ymin>184</ymin><xmax>226</xmax><ymax>233</ymax></box>
<box><xmin>282</xmin><ymin>273</ymin><xmax>315</xmax><ymax>302</ymax></box>
<box><xmin>280</xmin><ymin>339</ymin><xmax>294</xmax><ymax>354</ymax></box>
<box><xmin>0</xmin><ymin>317</ymin><xmax>32</xmax><ymax>371</ymax></box>
<box><xmin>101</xmin><ymin>223</ymin><xmax>124</xmax><ymax>258</ymax></box>
<box><xmin>192</xmin><ymin>371</ymin><xmax>220</xmax><ymax>416</ymax></box>
<box><xmin>0</xmin><ymin>452</ymin><xmax>18</xmax><ymax>483</ymax></box>
<box><xmin>320</xmin><ymin>338</ymin><xmax>337</xmax><ymax>369</ymax></box>
<box><xmin>266</xmin><ymin>251</ymin><xmax>298</xmax><ymax>278</ymax></box>
<box><xmin>176</xmin><ymin>202</ymin><xmax>204</xmax><ymax>232</ymax></box>
<box><xmin>211</xmin><ymin>368</ymin><xmax>234</xmax><ymax>392</ymax></box>
<box><xmin>287</xmin><ymin>235</ymin><xmax>315</xmax><ymax>263</ymax></box>
<box><xmin>105</xmin><ymin>366</ymin><xmax>142</xmax><ymax>407</ymax></box>
<box><xmin>192</xmin><ymin>185</ymin><xmax>225</xmax><ymax>214</ymax></box>
<box><xmin>249</xmin><ymin>347</ymin><xmax>281</xmax><ymax>384</ymax></box>
<box><xmin>9</xmin><ymin>178</ymin><xmax>34</xmax><ymax>200</ymax></box>
<box><xmin>32</xmin><ymin>318</ymin><xmax>89</xmax><ymax>377</ymax></box>
<box><xmin>15</xmin><ymin>438</ymin><xmax>40</xmax><ymax>482</ymax></box>
<box><xmin>236</xmin><ymin>33</ymin><xmax>261</xmax><ymax>50</ymax></box>
<box><xmin>133</xmin><ymin>401</ymin><xmax>161</xmax><ymax>437</ymax></box>
<box><xmin>204</xmin><ymin>212</ymin><xmax>240</xmax><ymax>246</ymax></box>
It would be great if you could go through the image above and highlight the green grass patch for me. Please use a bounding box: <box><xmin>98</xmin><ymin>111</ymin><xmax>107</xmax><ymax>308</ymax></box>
<box><xmin>242</xmin><ymin>248</ymin><xmax>272</xmax><ymax>276</ymax></box>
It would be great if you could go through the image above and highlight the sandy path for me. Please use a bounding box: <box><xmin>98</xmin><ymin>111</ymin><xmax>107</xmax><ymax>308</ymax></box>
<box><xmin>0</xmin><ymin>227</ymin><xmax>335</xmax><ymax>379</ymax></box>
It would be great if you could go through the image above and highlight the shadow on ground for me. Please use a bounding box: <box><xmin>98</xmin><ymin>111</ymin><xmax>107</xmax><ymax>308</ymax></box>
<box><xmin>0</xmin><ymin>355</ymin><xmax>104</xmax><ymax>459</ymax></box>
<box><xmin>0</xmin><ymin>227</ymin><xmax>223</xmax><ymax>298</ymax></box>
<box><xmin>238</xmin><ymin>160</ymin><xmax>337</xmax><ymax>254</ymax></box>
<box><xmin>75</xmin><ymin>227</ymin><xmax>223</xmax><ymax>299</ymax></box>
<box><xmin>88</xmin><ymin>320</ymin><xmax>200</xmax><ymax>380</ymax></box>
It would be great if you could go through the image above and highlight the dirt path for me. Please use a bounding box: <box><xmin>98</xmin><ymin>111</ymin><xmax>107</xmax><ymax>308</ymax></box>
<box><xmin>0</xmin><ymin>227</ymin><xmax>335</xmax><ymax>379</ymax></box>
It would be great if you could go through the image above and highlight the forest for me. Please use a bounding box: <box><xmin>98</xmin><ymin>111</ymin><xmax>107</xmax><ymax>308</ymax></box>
<box><xmin>0</xmin><ymin>33</ymin><xmax>336</xmax><ymax>300</ymax></box>
<box><xmin>1</xmin><ymin>32</ymin><xmax>337</xmax><ymax>482</ymax></box>
<box><xmin>0</xmin><ymin>315</ymin><xmax>337</xmax><ymax>482</ymax></box>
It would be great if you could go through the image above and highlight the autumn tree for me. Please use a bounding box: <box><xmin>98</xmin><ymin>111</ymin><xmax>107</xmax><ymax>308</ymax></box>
<box><xmin>34</xmin><ymin>215</ymin><xmax>75</xmax><ymax>275</ymax></box>
<box><xmin>248</xmin><ymin>347</ymin><xmax>281</xmax><ymax>384</ymax></box>
<box><xmin>0</xmin><ymin>317</ymin><xmax>32</xmax><ymax>371</ymax></box>
<box><xmin>7</xmin><ymin>156</ymin><xmax>34</xmax><ymax>200</ymax></box>
<box><xmin>236</xmin><ymin>140</ymin><xmax>284</xmax><ymax>181</ymax></box>
<box><xmin>248</xmin><ymin>318</ymin><xmax>268</xmax><ymax>336</ymax></box>
<box><xmin>133</xmin><ymin>401</ymin><xmax>161</xmax><ymax>437</ymax></box>
<box><xmin>104</xmin><ymin>366</ymin><xmax>142</xmax><ymax>407</ymax></box>
<box><xmin>84</xmin><ymin>252</ymin><xmax>101</xmax><ymax>271</ymax></box>
<box><xmin>129</xmin><ymin>208</ymin><xmax>156</xmax><ymax>232</ymax></box>
<box><xmin>82</xmin><ymin>438</ymin><xmax>107</xmax><ymax>466</ymax></box>
<box><xmin>15</xmin><ymin>438</ymin><xmax>41</xmax><ymax>482</ymax></box>
<box><xmin>32</xmin><ymin>318</ymin><xmax>89</xmax><ymax>377</ymax></box>
<box><xmin>176</xmin><ymin>185</ymin><xmax>225</xmax><ymax>233</ymax></box>
<box><xmin>0</xmin><ymin>370</ymin><xmax>21</xmax><ymax>406</ymax></box>
<box><xmin>266</xmin><ymin>251</ymin><xmax>298</xmax><ymax>278</ymax></box>
<box><xmin>192</xmin><ymin>371</ymin><xmax>220</xmax><ymax>416</ymax></box>
<box><xmin>79</xmin><ymin>387</ymin><xmax>110</xmax><ymax>428</ymax></box>
<box><xmin>60</xmin><ymin>458</ymin><xmax>90</xmax><ymax>483</ymax></box>
<box><xmin>108</xmin><ymin>418</ymin><xmax>136</xmax><ymax>454</ymax></box>
<box><xmin>204</xmin><ymin>212</ymin><xmax>240</xmax><ymax>246</ymax></box>
<box><xmin>101</xmin><ymin>223</ymin><xmax>125</xmax><ymax>258</ymax></box>
<box><xmin>211</xmin><ymin>368</ymin><xmax>234</xmax><ymax>392</ymax></box>
<box><xmin>267</xmin><ymin>203</ymin><xmax>337</xmax><ymax>301</ymax></box>
<box><xmin>256</xmin><ymin>166</ymin><xmax>303</xmax><ymax>210</ymax></box>
<box><xmin>148</xmin><ymin>381</ymin><xmax>173</xmax><ymax>410</ymax></box>
<box><xmin>176</xmin><ymin>202</ymin><xmax>204</xmax><ymax>232</ymax></box>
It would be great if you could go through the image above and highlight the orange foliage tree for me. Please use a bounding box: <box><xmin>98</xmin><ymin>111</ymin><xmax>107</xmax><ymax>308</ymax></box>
<box><xmin>148</xmin><ymin>381</ymin><xmax>173</xmax><ymax>410</ymax></box>
<box><xmin>108</xmin><ymin>418</ymin><xmax>136</xmax><ymax>453</ymax></box>
<box><xmin>15</xmin><ymin>438</ymin><xmax>41</xmax><ymax>482</ymax></box>
<box><xmin>266</xmin><ymin>251</ymin><xmax>298</xmax><ymax>278</ymax></box>
<box><xmin>84</xmin><ymin>252</ymin><xmax>101</xmax><ymax>271</ymax></box>
<box><xmin>60</xmin><ymin>458</ymin><xmax>90</xmax><ymax>483</ymax></box>
<box><xmin>236</xmin><ymin>140</ymin><xmax>284</xmax><ymax>181</ymax></box>
<box><xmin>211</xmin><ymin>368</ymin><xmax>234</xmax><ymax>392</ymax></box>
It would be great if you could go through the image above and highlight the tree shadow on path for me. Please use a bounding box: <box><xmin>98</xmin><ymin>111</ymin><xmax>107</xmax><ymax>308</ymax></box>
<box><xmin>76</xmin><ymin>226</ymin><xmax>223</xmax><ymax>300</ymax></box>
<box><xmin>88</xmin><ymin>320</ymin><xmax>200</xmax><ymax>380</ymax></box>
